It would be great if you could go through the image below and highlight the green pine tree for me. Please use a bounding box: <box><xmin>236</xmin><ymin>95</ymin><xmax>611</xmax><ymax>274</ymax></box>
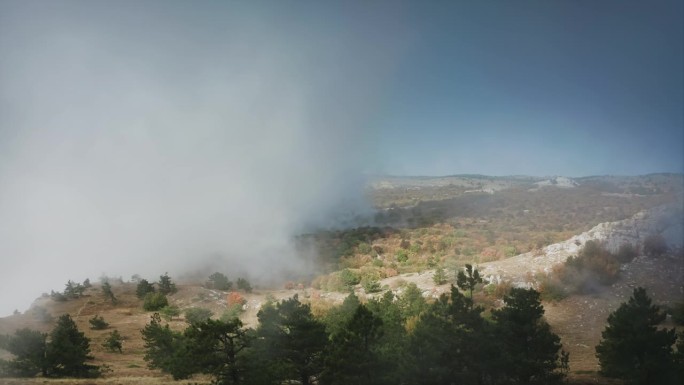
<box><xmin>255</xmin><ymin>295</ymin><xmax>328</xmax><ymax>385</ymax></box>
<box><xmin>492</xmin><ymin>288</ymin><xmax>567</xmax><ymax>385</ymax></box>
<box><xmin>596</xmin><ymin>287</ymin><xmax>678</xmax><ymax>385</ymax></box>
<box><xmin>321</xmin><ymin>305</ymin><xmax>384</xmax><ymax>385</ymax></box>
<box><xmin>136</xmin><ymin>279</ymin><xmax>156</xmax><ymax>299</ymax></box>
<box><xmin>46</xmin><ymin>314</ymin><xmax>99</xmax><ymax>377</ymax></box>
<box><xmin>103</xmin><ymin>330</ymin><xmax>123</xmax><ymax>353</ymax></box>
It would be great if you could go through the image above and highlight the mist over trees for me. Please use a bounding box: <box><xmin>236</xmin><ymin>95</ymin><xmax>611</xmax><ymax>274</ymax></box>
<box><xmin>0</xmin><ymin>314</ymin><xmax>100</xmax><ymax>378</ymax></box>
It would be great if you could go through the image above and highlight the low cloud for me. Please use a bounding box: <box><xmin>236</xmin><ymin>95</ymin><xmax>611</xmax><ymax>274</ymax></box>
<box><xmin>0</xmin><ymin>2</ymin><xmax>405</xmax><ymax>315</ymax></box>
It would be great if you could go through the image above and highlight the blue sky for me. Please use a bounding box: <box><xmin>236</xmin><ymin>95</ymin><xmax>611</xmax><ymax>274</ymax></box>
<box><xmin>0</xmin><ymin>0</ymin><xmax>682</xmax><ymax>315</ymax></box>
<box><xmin>370</xmin><ymin>0</ymin><xmax>683</xmax><ymax>176</ymax></box>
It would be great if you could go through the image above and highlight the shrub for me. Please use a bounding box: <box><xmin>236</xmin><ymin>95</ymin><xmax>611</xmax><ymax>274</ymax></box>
<box><xmin>560</xmin><ymin>241</ymin><xmax>620</xmax><ymax>292</ymax></box>
<box><xmin>643</xmin><ymin>234</ymin><xmax>668</xmax><ymax>256</ymax></box>
<box><xmin>396</xmin><ymin>250</ymin><xmax>409</xmax><ymax>263</ymax></box>
<box><xmin>433</xmin><ymin>267</ymin><xmax>447</xmax><ymax>285</ymax></box>
<box><xmin>159</xmin><ymin>306</ymin><xmax>181</xmax><ymax>321</ymax></box>
<box><xmin>88</xmin><ymin>315</ymin><xmax>109</xmax><ymax>330</ymax></box>
<box><xmin>340</xmin><ymin>269</ymin><xmax>361</xmax><ymax>288</ymax></box>
<box><xmin>220</xmin><ymin>304</ymin><xmax>244</xmax><ymax>321</ymax></box>
<box><xmin>357</xmin><ymin>242</ymin><xmax>372</xmax><ymax>254</ymax></box>
<box><xmin>503</xmin><ymin>245</ymin><xmax>518</xmax><ymax>257</ymax></box>
<box><xmin>143</xmin><ymin>292</ymin><xmax>169</xmax><ymax>311</ymax></box>
<box><xmin>32</xmin><ymin>306</ymin><xmax>53</xmax><ymax>323</ymax></box>
<box><xmin>184</xmin><ymin>308</ymin><xmax>213</xmax><ymax>324</ymax></box>
<box><xmin>410</xmin><ymin>243</ymin><xmax>421</xmax><ymax>253</ymax></box>
<box><xmin>361</xmin><ymin>276</ymin><xmax>381</xmax><ymax>293</ymax></box>
<box><xmin>538</xmin><ymin>276</ymin><xmax>568</xmax><ymax>302</ymax></box>
<box><xmin>615</xmin><ymin>243</ymin><xmax>638</xmax><ymax>263</ymax></box>
<box><xmin>227</xmin><ymin>292</ymin><xmax>246</xmax><ymax>306</ymax></box>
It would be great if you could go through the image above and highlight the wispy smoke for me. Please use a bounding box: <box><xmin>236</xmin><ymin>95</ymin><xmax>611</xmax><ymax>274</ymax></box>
<box><xmin>0</xmin><ymin>1</ymin><xmax>407</xmax><ymax>315</ymax></box>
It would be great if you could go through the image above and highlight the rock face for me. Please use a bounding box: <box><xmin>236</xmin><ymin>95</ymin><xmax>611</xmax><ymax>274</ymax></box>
<box><xmin>533</xmin><ymin>176</ymin><xmax>579</xmax><ymax>189</ymax></box>
<box><xmin>479</xmin><ymin>203</ymin><xmax>684</xmax><ymax>287</ymax></box>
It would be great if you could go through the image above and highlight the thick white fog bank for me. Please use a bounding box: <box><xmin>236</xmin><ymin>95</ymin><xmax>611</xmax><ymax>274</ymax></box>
<box><xmin>0</xmin><ymin>2</ymin><xmax>406</xmax><ymax>315</ymax></box>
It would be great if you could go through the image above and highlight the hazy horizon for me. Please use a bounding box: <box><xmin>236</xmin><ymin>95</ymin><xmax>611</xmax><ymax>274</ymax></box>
<box><xmin>1</xmin><ymin>0</ymin><xmax>682</xmax><ymax>316</ymax></box>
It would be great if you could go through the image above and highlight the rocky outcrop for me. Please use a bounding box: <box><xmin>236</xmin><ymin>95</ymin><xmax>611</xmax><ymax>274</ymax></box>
<box><xmin>479</xmin><ymin>203</ymin><xmax>684</xmax><ymax>287</ymax></box>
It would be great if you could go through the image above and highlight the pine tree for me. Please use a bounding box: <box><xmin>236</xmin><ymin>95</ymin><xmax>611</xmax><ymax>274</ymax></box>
<box><xmin>185</xmin><ymin>318</ymin><xmax>253</xmax><ymax>384</ymax></box>
<box><xmin>492</xmin><ymin>288</ymin><xmax>567</xmax><ymax>385</ymax></box>
<box><xmin>255</xmin><ymin>295</ymin><xmax>328</xmax><ymax>385</ymax></box>
<box><xmin>236</xmin><ymin>278</ymin><xmax>252</xmax><ymax>293</ymax></box>
<box><xmin>208</xmin><ymin>272</ymin><xmax>233</xmax><ymax>291</ymax></box>
<box><xmin>324</xmin><ymin>292</ymin><xmax>360</xmax><ymax>336</ymax></box>
<box><xmin>158</xmin><ymin>272</ymin><xmax>177</xmax><ymax>295</ymax></box>
<box><xmin>45</xmin><ymin>314</ymin><xmax>99</xmax><ymax>377</ymax></box>
<box><xmin>136</xmin><ymin>279</ymin><xmax>156</xmax><ymax>299</ymax></box>
<box><xmin>141</xmin><ymin>313</ymin><xmax>196</xmax><ymax>380</ymax></box>
<box><xmin>432</xmin><ymin>267</ymin><xmax>447</xmax><ymax>285</ymax></box>
<box><xmin>596</xmin><ymin>287</ymin><xmax>678</xmax><ymax>384</ymax></box>
<box><xmin>408</xmin><ymin>286</ymin><xmax>489</xmax><ymax>385</ymax></box>
<box><xmin>397</xmin><ymin>282</ymin><xmax>427</xmax><ymax>320</ymax></box>
<box><xmin>103</xmin><ymin>330</ymin><xmax>123</xmax><ymax>353</ymax></box>
<box><xmin>456</xmin><ymin>264</ymin><xmax>484</xmax><ymax>302</ymax></box>
<box><xmin>101</xmin><ymin>281</ymin><xmax>117</xmax><ymax>304</ymax></box>
<box><xmin>321</xmin><ymin>305</ymin><xmax>384</xmax><ymax>385</ymax></box>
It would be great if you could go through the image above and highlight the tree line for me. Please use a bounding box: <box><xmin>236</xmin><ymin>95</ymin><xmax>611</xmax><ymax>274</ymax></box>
<box><xmin>2</xmin><ymin>270</ymin><xmax>682</xmax><ymax>385</ymax></box>
<box><xmin>141</xmin><ymin>283</ymin><xmax>569</xmax><ymax>385</ymax></box>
